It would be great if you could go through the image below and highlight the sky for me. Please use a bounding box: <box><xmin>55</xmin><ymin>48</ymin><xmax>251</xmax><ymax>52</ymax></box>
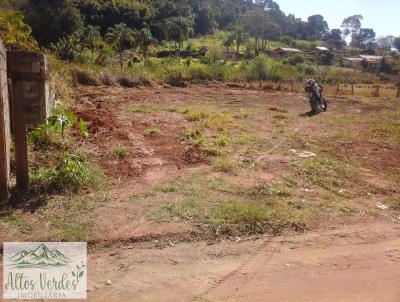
<box><xmin>275</xmin><ymin>0</ymin><xmax>400</xmax><ymax>37</ymax></box>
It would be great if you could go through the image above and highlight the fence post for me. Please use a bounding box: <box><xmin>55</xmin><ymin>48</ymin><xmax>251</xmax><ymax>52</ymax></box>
<box><xmin>0</xmin><ymin>40</ymin><xmax>10</xmax><ymax>198</ymax></box>
<box><xmin>351</xmin><ymin>82</ymin><xmax>354</xmax><ymax>95</ymax></box>
<box><xmin>397</xmin><ymin>86</ymin><xmax>400</xmax><ymax>98</ymax></box>
<box><xmin>375</xmin><ymin>85</ymin><xmax>380</xmax><ymax>97</ymax></box>
<box><xmin>10</xmin><ymin>79</ymin><xmax>29</xmax><ymax>190</ymax></box>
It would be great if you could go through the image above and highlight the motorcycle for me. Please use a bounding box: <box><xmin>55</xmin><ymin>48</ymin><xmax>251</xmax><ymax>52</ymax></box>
<box><xmin>305</xmin><ymin>84</ymin><xmax>327</xmax><ymax>114</ymax></box>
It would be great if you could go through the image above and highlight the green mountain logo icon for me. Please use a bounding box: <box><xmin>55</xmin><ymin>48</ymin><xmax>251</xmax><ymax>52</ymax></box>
<box><xmin>7</xmin><ymin>243</ymin><xmax>71</xmax><ymax>269</ymax></box>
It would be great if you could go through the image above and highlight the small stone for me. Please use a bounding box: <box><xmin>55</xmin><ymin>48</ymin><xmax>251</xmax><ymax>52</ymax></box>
<box><xmin>105</xmin><ymin>280</ymin><xmax>112</xmax><ymax>286</ymax></box>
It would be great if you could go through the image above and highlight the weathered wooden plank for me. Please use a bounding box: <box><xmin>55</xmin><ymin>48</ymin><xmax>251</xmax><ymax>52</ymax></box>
<box><xmin>0</xmin><ymin>39</ymin><xmax>10</xmax><ymax>198</ymax></box>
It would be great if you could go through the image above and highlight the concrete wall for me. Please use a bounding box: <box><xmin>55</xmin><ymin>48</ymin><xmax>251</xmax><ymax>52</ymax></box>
<box><xmin>0</xmin><ymin>40</ymin><xmax>10</xmax><ymax>197</ymax></box>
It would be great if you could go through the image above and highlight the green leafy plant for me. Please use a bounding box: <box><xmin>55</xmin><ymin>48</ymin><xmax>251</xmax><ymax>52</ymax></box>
<box><xmin>31</xmin><ymin>152</ymin><xmax>99</xmax><ymax>192</ymax></box>
<box><xmin>110</xmin><ymin>144</ymin><xmax>129</xmax><ymax>159</ymax></box>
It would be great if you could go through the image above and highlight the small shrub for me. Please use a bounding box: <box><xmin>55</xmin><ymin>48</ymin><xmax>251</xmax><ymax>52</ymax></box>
<box><xmin>183</xmin><ymin>127</ymin><xmax>201</xmax><ymax>139</ymax></box>
<box><xmin>184</xmin><ymin>108</ymin><xmax>210</xmax><ymax>121</ymax></box>
<box><xmin>110</xmin><ymin>145</ymin><xmax>129</xmax><ymax>159</ymax></box>
<box><xmin>71</xmin><ymin>68</ymin><xmax>100</xmax><ymax>86</ymax></box>
<box><xmin>288</xmin><ymin>54</ymin><xmax>304</xmax><ymax>65</ymax></box>
<box><xmin>100</xmin><ymin>72</ymin><xmax>117</xmax><ymax>86</ymax></box>
<box><xmin>165</xmin><ymin>68</ymin><xmax>187</xmax><ymax>87</ymax></box>
<box><xmin>213</xmin><ymin>158</ymin><xmax>237</xmax><ymax>172</ymax></box>
<box><xmin>31</xmin><ymin>153</ymin><xmax>100</xmax><ymax>193</ymax></box>
<box><xmin>145</xmin><ymin>127</ymin><xmax>162</xmax><ymax>136</ymax></box>
<box><xmin>117</xmin><ymin>74</ymin><xmax>140</xmax><ymax>87</ymax></box>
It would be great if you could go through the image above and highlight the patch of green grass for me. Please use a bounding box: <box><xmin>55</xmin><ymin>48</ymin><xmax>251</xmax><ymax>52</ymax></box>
<box><xmin>184</xmin><ymin>108</ymin><xmax>210</xmax><ymax>121</ymax></box>
<box><xmin>125</xmin><ymin>103</ymin><xmax>163</xmax><ymax>113</ymax></box>
<box><xmin>216</xmin><ymin>134</ymin><xmax>232</xmax><ymax>146</ymax></box>
<box><xmin>51</xmin><ymin>221</ymin><xmax>90</xmax><ymax>241</ymax></box>
<box><xmin>212</xmin><ymin>158</ymin><xmax>237</xmax><ymax>172</ymax></box>
<box><xmin>208</xmin><ymin>200</ymin><xmax>305</xmax><ymax>235</ymax></box>
<box><xmin>238</xmin><ymin>181</ymin><xmax>291</xmax><ymax>198</ymax></box>
<box><xmin>183</xmin><ymin>127</ymin><xmax>201</xmax><ymax>139</ymax></box>
<box><xmin>0</xmin><ymin>213</ymin><xmax>26</xmax><ymax>229</ymax></box>
<box><xmin>145</xmin><ymin>127</ymin><xmax>162</xmax><ymax>136</ymax></box>
<box><xmin>184</xmin><ymin>108</ymin><xmax>235</xmax><ymax>131</ymax></box>
<box><xmin>110</xmin><ymin>144</ymin><xmax>129</xmax><ymax>159</ymax></box>
<box><xmin>292</xmin><ymin>157</ymin><xmax>359</xmax><ymax>192</ymax></box>
<box><xmin>148</xmin><ymin>210</ymin><xmax>171</xmax><ymax>222</ymax></box>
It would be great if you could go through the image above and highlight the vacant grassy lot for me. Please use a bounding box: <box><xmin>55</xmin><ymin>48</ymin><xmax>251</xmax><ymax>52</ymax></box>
<box><xmin>1</xmin><ymin>85</ymin><xmax>399</xmax><ymax>243</ymax></box>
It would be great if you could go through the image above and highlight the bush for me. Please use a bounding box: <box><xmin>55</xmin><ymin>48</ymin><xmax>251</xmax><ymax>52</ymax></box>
<box><xmin>288</xmin><ymin>54</ymin><xmax>304</xmax><ymax>65</ymax></box>
<box><xmin>117</xmin><ymin>73</ymin><xmax>140</xmax><ymax>87</ymax></box>
<box><xmin>71</xmin><ymin>68</ymin><xmax>100</xmax><ymax>86</ymax></box>
<box><xmin>31</xmin><ymin>153</ymin><xmax>100</xmax><ymax>193</ymax></box>
<box><xmin>165</xmin><ymin>68</ymin><xmax>187</xmax><ymax>87</ymax></box>
<box><xmin>100</xmin><ymin>72</ymin><xmax>117</xmax><ymax>86</ymax></box>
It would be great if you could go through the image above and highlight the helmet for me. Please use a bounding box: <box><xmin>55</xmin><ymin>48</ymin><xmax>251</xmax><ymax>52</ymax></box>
<box><xmin>306</xmin><ymin>79</ymin><xmax>315</xmax><ymax>86</ymax></box>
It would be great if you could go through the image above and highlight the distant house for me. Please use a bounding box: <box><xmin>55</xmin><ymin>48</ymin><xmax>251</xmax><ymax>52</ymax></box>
<box><xmin>270</xmin><ymin>47</ymin><xmax>302</xmax><ymax>58</ymax></box>
<box><xmin>342</xmin><ymin>55</ymin><xmax>383</xmax><ymax>70</ymax></box>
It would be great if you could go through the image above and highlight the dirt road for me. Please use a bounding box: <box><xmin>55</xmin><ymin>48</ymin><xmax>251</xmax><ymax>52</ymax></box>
<box><xmin>87</xmin><ymin>222</ymin><xmax>400</xmax><ymax>302</ymax></box>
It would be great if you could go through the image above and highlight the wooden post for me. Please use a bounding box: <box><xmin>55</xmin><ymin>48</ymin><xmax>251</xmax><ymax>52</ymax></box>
<box><xmin>396</xmin><ymin>86</ymin><xmax>399</xmax><ymax>98</ymax></box>
<box><xmin>351</xmin><ymin>83</ymin><xmax>354</xmax><ymax>95</ymax></box>
<box><xmin>290</xmin><ymin>80</ymin><xmax>294</xmax><ymax>92</ymax></box>
<box><xmin>376</xmin><ymin>85</ymin><xmax>380</xmax><ymax>97</ymax></box>
<box><xmin>11</xmin><ymin>78</ymin><xmax>29</xmax><ymax>190</ymax></box>
<box><xmin>0</xmin><ymin>40</ymin><xmax>10</xmax><ymax>198</ymax></box>
<box><xmin>336</xmin><ymin>83</ymin><xmax>339</xmax><ymax>94</ymax></box>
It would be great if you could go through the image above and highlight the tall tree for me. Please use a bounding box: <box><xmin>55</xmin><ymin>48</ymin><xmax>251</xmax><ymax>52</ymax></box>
<box><xmin>230</xmin><ymin>25</ymin><xmax>249</xmax><ymax>57</ymax></box>
<box><xmin>352</xmin><ymin>28</ymin><xmax>376</xmax><ymax>48</ymax></box>
<box><xmin>222</xmin><ymin>34</ymin><xmax>234</xmax><ymax>52</ymax></box>
<box><xmin>136</xmin><ymin>27</ymin><xmax>155</xmax><ymax>61</ymax></box>
<box><xmin>105</xmin><ymin>23</ymin><xmax>135</xmax><ymax>68</ymax></box>
<box><xmin>22</xmin><ymin>0</ymin><xmax>83</xmax><ymax>46</ymax></box>
<box><xmin>164</xmin><ymin>16</ymin><xmax>194</xmax><ymax>51</ymax></box>
<box><xmin>324</xmin><ymin>29</ymin><xmax>345</xmax><ymax>49</ymax></box>
<box><xmin>306</xmin><ymin>15</ymin><xmax>329</xmax><ymax>39</ymax></box>
<box><xmin>394</xmin><ymin>37</ymin><xmax>400</xmax><ymax>51</ymax></box>
<box><xmin>341</xmin><ymin>15</ymin><xmax>363</xmax><ymax>40</ymax></box>
<box><xmin>81</xmin><ymin>25</ymin><xmax>102</xmax><ymax>51</ymax></box>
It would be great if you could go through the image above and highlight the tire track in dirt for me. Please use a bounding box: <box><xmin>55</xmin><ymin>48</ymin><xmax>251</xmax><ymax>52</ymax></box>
<box><xmin>190</xmin><ymin>118</ymin><xmax>305</xmax><ymax>302</ymax></box>
<box><xmin>189</xmin><ymin>238</ymin><xmax>275</xmax><ymax>302</ymax></box>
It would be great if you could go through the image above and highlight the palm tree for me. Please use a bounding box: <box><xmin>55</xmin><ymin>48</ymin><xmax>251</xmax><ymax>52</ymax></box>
<box><xmin>223</xmin><ymin>34</ymin><xmax>234</xmax><ymax>52</ymax></box>
<box><xmin>105</xmin><ymin>23</ymin><xmax>135</xmax><ymax>68</ymax></box>
<box><xmin>231</xmin><ymin>25</ymin><xmax>248</xmax><ymax>57</ymax></box>
<box><xmin>81</xmin><ymin>25</ymin><xmax>102</xmax><ymax>50</ymax></box>
<box><xmin>137</xmin><ymin>27</ymin><xmax>154</xmax><ymax>62</ymax></box>
<box><xmin>164</xmin><ymin>17</ymin><xmax>194</xmax><ymax>52</ymax></box>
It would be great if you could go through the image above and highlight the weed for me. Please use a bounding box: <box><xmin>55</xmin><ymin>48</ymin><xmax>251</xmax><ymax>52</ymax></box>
<box><xmin>110</xmin><ymin>144</ymin><xmax>129</xmax><ymax>159</ymax></box>
<box><xmin>238</xmin><ymin>182</ymin><xmax>291</xmax><ymax>198</ymax></box>
<box><xmin>125</xmin><ymin>103</ymin><xmax>162</xmax><ymax>113</ymax></box>
<box><xmin>145</xmin><ymin>127</ymin><xmax>162</xmax><ymax>136</ymax></box>
<box><xmin>292</xmin><ymin>157</ymin><xmax>359</xmax><ymax>192</ymax></box>
<box><xmin>0</xmin><ymin>213</ymin><xmax>26</xmax><ymax>229</ymax></box>
<box><xmin>183</xmin><ymin>127</ymin><xmax>201</xmax><ymax>139</ymax></box>
<box><xmin>212</xmin><ymin>158</ymin><xmax>237</xmax><ymax>172</ymax></box>
<box><xmin>31</xmin><ymin>152</ymin><xmax>101</xmax><ymax>193</ymax></box>
<box><xmin>216</xmin><ymin>134</ymin><xmax>231</xmax><ymax>146</ymax></box>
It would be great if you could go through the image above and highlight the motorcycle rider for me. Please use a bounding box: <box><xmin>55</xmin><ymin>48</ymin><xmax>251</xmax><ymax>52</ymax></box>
<box><xmin>305</xmin><ymin>79</ymin><xmax>326</xmax><ymax>114</ymax></box>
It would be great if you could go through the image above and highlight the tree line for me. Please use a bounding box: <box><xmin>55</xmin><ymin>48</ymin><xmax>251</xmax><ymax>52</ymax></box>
<box><xmin>0</xmin><ymin>0</ymin><xmax>399</xmax><ymax>60</ymax></box>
